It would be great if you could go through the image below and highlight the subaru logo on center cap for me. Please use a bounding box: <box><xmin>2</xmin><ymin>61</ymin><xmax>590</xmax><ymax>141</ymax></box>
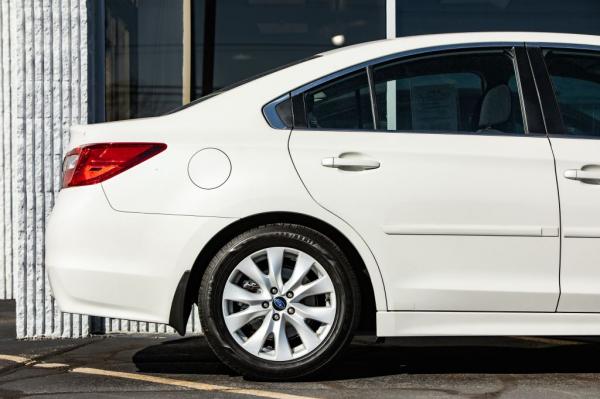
<box><xmin>272</xmin><ymin>296</ymin><xmax>287</xmax><ymax>311</ymax></box>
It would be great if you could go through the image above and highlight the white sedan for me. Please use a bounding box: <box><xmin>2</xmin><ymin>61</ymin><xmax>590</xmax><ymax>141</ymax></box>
<box><xmin>47</xmin><ymin>32</ymin><xmax>600</xmax><ymax>379</ymax></box>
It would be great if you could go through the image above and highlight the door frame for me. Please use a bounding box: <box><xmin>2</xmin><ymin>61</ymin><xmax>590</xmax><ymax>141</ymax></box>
<box><xmin>527</xmin><ymin>43</ymin><xmax>600</xmax><ymax>313</ymax></box>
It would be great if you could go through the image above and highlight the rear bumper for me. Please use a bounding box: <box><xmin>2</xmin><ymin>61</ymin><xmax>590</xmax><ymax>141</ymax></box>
<box><xmin>46</xmin><ymin>185</ymin><xmax>235</xmax><ymax>324</ymax></box>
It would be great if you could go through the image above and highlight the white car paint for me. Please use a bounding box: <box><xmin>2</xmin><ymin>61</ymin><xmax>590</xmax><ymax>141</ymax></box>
<box><xmin>46</xmin><ymin>184</ymin><xmax>235</xmax><ymax>323</ymax></box>
<box><xmin>289</xmin><ymin>132</ymin><xmax>560</xmax><ymax>312</ymax></box>
<box><xmin>553</xmin><ymin>138</ymin><xmax>600</xmax><ymax>312</ymax></box>
<box><xmin>46</xmin><ymin>32</ymin><xmax>600</xmax><ymax>337</ymax></box>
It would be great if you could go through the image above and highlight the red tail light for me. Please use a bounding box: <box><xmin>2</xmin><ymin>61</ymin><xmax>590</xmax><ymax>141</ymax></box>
<box><xmin>62</xmin><ymin>142</ymin><xmax>167</xmax><ymax>188</ymax></box>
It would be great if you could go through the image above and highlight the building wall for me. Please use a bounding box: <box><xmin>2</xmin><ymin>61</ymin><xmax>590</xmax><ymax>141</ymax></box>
<box><xmin>103</xmin><ymin>305</ymin><xmax>202</xmax><ymax>335</ymax></box>
<box><xmin>0</xmin><ymin>0</ymin><xmax>90</xmax><ymax>338</ymax></box>
<box><xmin>0</xmin><ymin>0</ymin><xmax>15</xmax><ymax>302</ymax></box>
<box><xmin>0</xmin><ymin>0</ymin><xmax>204</xmax><ymax>338</ymax></box>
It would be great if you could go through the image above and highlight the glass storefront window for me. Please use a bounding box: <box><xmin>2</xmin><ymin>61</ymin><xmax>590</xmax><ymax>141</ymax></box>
<box><xmin>103</xmin><ymin>1</ymin><xmax>600</xmax><ymax>122</ymax></box>
<box><xmin>104</xmin><ymin>0</ymin><xmax>385</xmax><ymax>120</ymax></box>
<box><xmin>396</xmin><ymin>0</ymin><xmax>600</xmax><ymax>37</ymax></box>
<box><xmin>105</xmin><ymin>0</ymin><xmax>183</xmax><ymax>121</ymax></box>
<box><xmin>209</xmin><ymin>0</ymin><xmax>385</xmax><ymax>93</ymax></box>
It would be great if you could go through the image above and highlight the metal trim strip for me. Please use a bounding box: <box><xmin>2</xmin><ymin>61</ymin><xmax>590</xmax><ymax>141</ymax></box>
<box><xmin>383</xmin><ymin>225</ymin><xmax>559</xmax><ymax>237</ymax></box>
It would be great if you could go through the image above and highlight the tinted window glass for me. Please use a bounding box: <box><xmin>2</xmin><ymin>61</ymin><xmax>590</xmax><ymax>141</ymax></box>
<box><xmin>275</xmin><ymin>99</ymin><xmax>293</xmax><ymax>128</ymax></box>
<box><xmin>545</xmin><ymin>50</ymin><xmax>600</xmax><ymax>136</ymax></box>
<box><xmin>210</xmin><ymin>0</ymin><xmax>385</xmax><ymax>94</ymax></box>
<box><xmin>103</xmin><ymin>1</ymin><xmax>385</xmax><ymax>121</ymax></box>
<box><xmin>396</xmin><ymin>1</ymin><xmax>600</xmax><ymax>37</ymax></box>
<box><xmin>373</xmin><ymin>50</ymin><xmax>524</xmax><ymax>134</ymax></box>
<box><xmin>105</xmin><ymin>0</ymin><xmax>183</xmax><ymax>121</ymax></box>
<box><xmin>304</xmin><ymin>71</ymin><xmax>373</xmax><ymax>130</ymax></box>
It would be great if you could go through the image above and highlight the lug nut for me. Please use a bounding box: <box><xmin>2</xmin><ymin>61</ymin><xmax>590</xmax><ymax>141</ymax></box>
<box><xmin>286</xmin><ymin>291</ymin><xmax>293</xmax><ymax>298</ymax></box>
<box><xmin>273</xmin><ymin>313</ymin><xmax>280</xmax><ymax>321</ymax></box>
<box><xmin>270</xmin><ymin>287</ymin><xmax>278</xmax><ymax>295</ymax></box>
<box><xmin>287</xmin><ymin>307</ymin><xmax>295</xmax><ymax>315</ymax></box>
<box><xmin>262</xmin><ymin>301</ymin><xmax>269</xmax><ymax>309</ymax></box>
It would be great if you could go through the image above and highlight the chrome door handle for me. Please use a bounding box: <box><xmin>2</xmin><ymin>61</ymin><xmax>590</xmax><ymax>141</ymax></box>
<box><xmin>321</xmin><ymin>157</ymin><xmax>380</xmax><ymax>170</ymax></box>
<box><xmin>564</xmin><ymin>169</ymin><xmax>600</xmax><ymax>182</ymax></box>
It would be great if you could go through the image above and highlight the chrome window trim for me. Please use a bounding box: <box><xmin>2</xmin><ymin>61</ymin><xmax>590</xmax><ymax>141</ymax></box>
<box><xmin>509</xmin><ymin>47</ymin><xmax>529</xmax><ymax>134</ymax></box>
<box><xmin>290</xmin><ymin>127</ymin><xmax>547</xmax><ymax>139</ymax></box>
<box><xmin>366</xmin><ymin>65</ymin><xmax>379</xmax><ymax>129</ymax></box>
<box><xmin>289</xmin><ymin>41</ymin><xmax>524</xmax><ymax>97</ymax></box>
<box><xmin>262</xmin><ymin>93</ymin><xmax>291</xmax><ymax>129</ymax></box>
<box><xmin>264</xmin><ymin>41</ymin><xmax>596</xmax><ymax>132</ymax></box>
<box><xmin>527</xmin><ymin>42</ymin><xmax>600</xmax><ymax>53</ymax></box>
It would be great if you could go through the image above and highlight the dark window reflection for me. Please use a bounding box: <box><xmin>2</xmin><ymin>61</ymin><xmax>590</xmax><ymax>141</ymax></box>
<box><xmin>206</xmin><ymin>0</ymin><xmax>385</xmax><ymax>95</ymax></box>
<box><xmin>373</xmin><ymin>50</ymin><xmax>524</xmax><ymax>134</ymax></box>
<box><xmin>545</xmin><ymin>50</ymin><xmax>600</xmax><ymax>136</ymax></box>
<box><xmin>105</xmin><ymin>0</ymin><xmax>183</xmax><ymax>121</ymax></box>
<box><xmin>396</xmin><ymin>0</ymin><xmax>600</xmax><ymax>36</ymax></box>
<box><xmin>192</xmin><ymin>0</ymin><xmax>205</xmax><ymax>98</ymax></box>
<box><xmin>304</xmin><ymin>71</ymin><xmax>373</xmax><ymax>130</ymax></box>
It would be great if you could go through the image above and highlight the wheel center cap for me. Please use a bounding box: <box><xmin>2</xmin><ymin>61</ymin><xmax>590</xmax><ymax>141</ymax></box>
<box><xmin>272</xmin><ymin>296</ymin><xmax>287</xmax><ymax>311</ymax></box>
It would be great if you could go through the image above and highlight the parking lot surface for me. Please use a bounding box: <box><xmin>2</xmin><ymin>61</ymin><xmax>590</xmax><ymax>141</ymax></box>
<box><xmin>2</xmin><ymin>301</ymin><xmax>600</xmax><ymax>398</ymax></box>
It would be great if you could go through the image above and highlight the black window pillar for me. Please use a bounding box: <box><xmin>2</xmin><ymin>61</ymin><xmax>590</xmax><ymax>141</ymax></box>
<box><xmin>201</xmin><ymin>0</ymin><xmax>216</xmax><ymax>95</ymax></box>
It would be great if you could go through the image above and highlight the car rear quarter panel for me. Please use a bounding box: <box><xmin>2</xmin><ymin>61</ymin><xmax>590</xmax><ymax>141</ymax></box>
<box><xmin>46</xmin><ymin>184</ymin><xmax>235</xmax><ymax>323</ymax></box>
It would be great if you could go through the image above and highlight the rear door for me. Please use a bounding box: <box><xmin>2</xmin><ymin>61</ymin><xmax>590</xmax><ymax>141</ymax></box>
<box><xmin>529</xmin><ymin>45</ymin><xmax>600</xmax><ymax>312</ymax></box>
<box><xmin>288</xmin><ymin>45</ymin><xmax>561</xmax><ymax>312</ymax></box>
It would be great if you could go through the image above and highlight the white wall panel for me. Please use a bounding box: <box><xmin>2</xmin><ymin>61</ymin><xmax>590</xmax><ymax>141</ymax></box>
<box><xmin>1</xmin><ymin>0</ymin><xmax>89</xmax><ymax>338</ymax></box>
<box><xmin>1</xmin><ymin>0</ymin><xmax>15</xmax><ymax>302</ymax></box>
<box><xmin>104</xmin><ymin>305</ymin><xmax>202</xmax><ymax>335</ymax></box>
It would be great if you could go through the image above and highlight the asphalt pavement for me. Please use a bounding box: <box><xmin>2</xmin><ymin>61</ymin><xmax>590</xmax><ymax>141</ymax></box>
<box><xmin>1</xmin><ymin>300</ymin><xmax>600</xmax><ymax>398</ymax></box>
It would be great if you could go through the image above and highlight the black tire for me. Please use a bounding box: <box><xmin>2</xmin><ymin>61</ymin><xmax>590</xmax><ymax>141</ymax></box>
<box><xmin>198</xmin><ymin>223</ymin><xmax>361</xmax><ymax>380</ymax></box>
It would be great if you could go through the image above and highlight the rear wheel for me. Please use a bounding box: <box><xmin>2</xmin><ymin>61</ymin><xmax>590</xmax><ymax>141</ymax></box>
<box><xmin>198</xmin><ymin>223</ymin><xmax>360</xmax><ymax>380</ymax></box>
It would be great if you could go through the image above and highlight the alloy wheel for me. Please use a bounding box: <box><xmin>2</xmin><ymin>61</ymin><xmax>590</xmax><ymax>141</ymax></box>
<box><xmin>221</xmin><ymin>247</ymin><xmax>337</xmax><ymax>361</ymax></box>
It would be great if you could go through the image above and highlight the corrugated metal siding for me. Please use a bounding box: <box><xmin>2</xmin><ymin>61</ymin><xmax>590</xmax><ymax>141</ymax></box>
<box><xmin>1</xmin><ymin>0</ymin><xmax>203</xmax><ymax>338</ymax></box>
<box><xmin>1</xmin><ymin>0</ymin><xmax>90</xmax><ymax>338</ymax></box>
<box><xmin>104</xmin><ymin>305</ymin><xmax>202</xmax><ymax>335</ymax></box>
<box><xmin>1</xmin><ymin>0</ymin><xmax>15</xmax><ymax>301</ymax></box>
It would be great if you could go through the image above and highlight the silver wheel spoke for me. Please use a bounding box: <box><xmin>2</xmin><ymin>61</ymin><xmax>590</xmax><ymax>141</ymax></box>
<box><xmin>266</xmin><ymin>247</ymin><xmax>285</xmax><ymax>290</ymax></box>
<box><xmin>223</xmin><ymin>282</ymin><xmax>269</xmax><ymax>304</ymax></box>
<box><xmin>242</xmin><ymin>312</ymin><xmax>273</xmax><ymax>355</ymax></box>
<box><xmin>236</xmin><ymin>257</ymin><xmax>270</xmax><ymax>293</ymax></box>
<box><xmin>292</xmin><ymin>275</ymin><xmax>335</xmax><ymax>302</ymax></box>
<box><xmin>224</xmin><ymin>305</ymin><xmax>269</xmax><ymax>333</ymax></box>
<box><xmin>293</xmin><ymin>303</ymin><xmax>336</xmax><ymax>325</ymax></box>
<box><xmin>223</xmin><ymin>246</ymin><xmax>337</xmax><ymax>361</ymax></box>
<box><xmin>287</xmin><ymin>314</ymin><xmax>321</xmax><ymax>353</ymax></box>
<box><xmin>282</xmin><ymin>252</ymin><xmax>314</xmax><ymax>293</ymax></box>
<box><xmin>273</xmin><ymin>317</ymin><xmax>293</xmax><ymax>361</ymax></box>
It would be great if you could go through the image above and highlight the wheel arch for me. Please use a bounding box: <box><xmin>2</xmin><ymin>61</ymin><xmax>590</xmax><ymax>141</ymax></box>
<box><xmin>168</xmin><ymin>211</ymin><xmax>378</xmax><ymax>335</ymax></box>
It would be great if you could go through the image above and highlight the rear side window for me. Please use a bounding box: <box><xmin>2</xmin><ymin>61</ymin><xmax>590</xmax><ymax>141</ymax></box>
<box><xmin>303</xmin><ymin>71</ymin><xmax>373</xmax><ymax>130</ymax></box>
<box><xmin>372</xmin><ymin>50</ymin><xmax>524</xmax><ymax>134</ymax></box>
<box><xmin>295</xmin><ymin>49</ymin><xmax>525</xmax><ymax>135</ymax></box>
<box><xmin>544</xmin><ymin>49</ymin><xmax>600</xmax><ymax>137</ymax></box>
<box><xmin>375</xmin><ymin>72</ymin><xmax>481</xmax><ymax>132</ymax></box>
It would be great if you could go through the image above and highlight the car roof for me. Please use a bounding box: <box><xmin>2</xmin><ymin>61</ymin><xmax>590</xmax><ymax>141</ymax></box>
<box><xmin>318</xmin><ymin>31</ymin><xmax>600</xmax><ymax>58</ymax></box>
